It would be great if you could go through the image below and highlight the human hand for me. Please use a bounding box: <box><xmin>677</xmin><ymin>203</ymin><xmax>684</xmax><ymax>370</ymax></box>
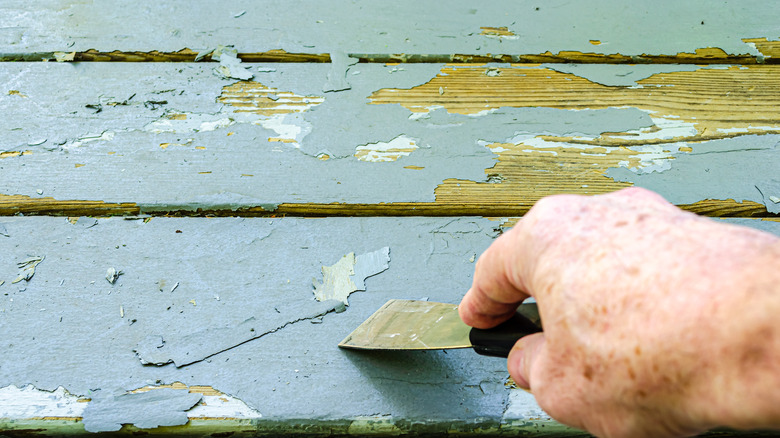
<box><xmin>460</xmin><ymin>188</ymin><xmax>780</xmax><ymax>438</ymax></box>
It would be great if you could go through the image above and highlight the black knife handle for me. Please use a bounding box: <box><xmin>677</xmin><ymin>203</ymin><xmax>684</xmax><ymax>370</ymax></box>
<box><xmin>469</xmin><ymin>311</ymin><xmax>543</xmax><ymax>358</ymax></box>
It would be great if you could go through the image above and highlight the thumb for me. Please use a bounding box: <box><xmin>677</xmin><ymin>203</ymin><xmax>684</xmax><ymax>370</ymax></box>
<box><xmin>507</xmin><ymin>332</ymin><xmax>546</xmax><ymax>390</ymax></box>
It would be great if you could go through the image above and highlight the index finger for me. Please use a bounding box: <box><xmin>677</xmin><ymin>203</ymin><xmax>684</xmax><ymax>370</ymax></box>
<box><xmin>459</xmin><ymin>225</ymin><xmax>532</xmax><ymax>329</ymax></box>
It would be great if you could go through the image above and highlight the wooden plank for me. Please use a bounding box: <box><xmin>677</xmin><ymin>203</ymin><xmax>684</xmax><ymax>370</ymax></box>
<box><xmin>2</xmin><ymin>63</ymin><xmax>778</xmax><ymax>217</ymax></box>
<box><xmin>0</xmin><ymin>216</ymin><xmax>560</xmax><ymax>435</ymax></box>
<box><xmin>1</xmin><ymin>217</ymin><xmax>777</xmax><ymax>436</ymax></box>
<box><xmin>0</xmin><ymin>217</ymin><xmax>777</xmax><ymax>436</ymax></box>
<box><xmin>3</xmin><ymin>62</ymin><xmax>780</xmax><ymax>217</ymax></box>
<box><xmin>1</xmin><ymin>0</ymin><xmax>779</xmax><ymax>64</ymax></box>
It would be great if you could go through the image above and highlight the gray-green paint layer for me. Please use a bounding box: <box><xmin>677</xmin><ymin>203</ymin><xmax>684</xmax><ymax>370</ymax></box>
<box><xmin>1</xmin><ymin>0</ymin><xmax>779</xmax><ymax>56</ymax></box>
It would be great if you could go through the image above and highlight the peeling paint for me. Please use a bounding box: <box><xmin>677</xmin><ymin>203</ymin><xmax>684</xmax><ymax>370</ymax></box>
<box><xmin>312</xmin><ymin>247</ymin><xmax>390</xmax><ymax>305</ymax></box>
<box><xmin>323</xmin><ymin>51</ymin><xmax>359</xmax><ymax>92</ymax></box>
<box><xmin>370</xmin><ymin>66</ymin><xmax>780</xmax><ymax>146</ymax></box>
<box><xmin>479</xmin><ymin>26</ymin><xmax>518</xmax><ymax>40</ymax></box>
<box><xmin>354</xmin><ymin>136</ymin><xmax>419</xmax><ymax>162</ymax></box>
<box><xmin>542</xmin><ymin>64</ymin><xmax>728</xmax><ymax>87</ymax></box>
<box><xmin>0</xmin><ymin>385</ymin><xmax>86</xmax><ymax>418</ymax></box>
<box><xmin>82</xmin><ymin>388</ymin><xmax>202</xmax><ymax>432</ymax></box>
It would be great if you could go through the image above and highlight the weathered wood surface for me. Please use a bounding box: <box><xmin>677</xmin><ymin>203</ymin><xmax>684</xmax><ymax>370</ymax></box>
<box><xmin>1</xmin><ymin>217</ymin><xmax>778</xmax><ymax>436</ymax></box>
<box><xmin>1</xmin><ymin>0</ymin><xmax>779</xmax><ymax>63</ymax></box>
<box><xmin>2</xmin><ymin>1</ymin><xmax>779</xmax><ymax>436</ymax></box>
<box><xmin>2</xmin><ymin>63</ymin><xmax>779</xmax><ymax>217</ymax></box>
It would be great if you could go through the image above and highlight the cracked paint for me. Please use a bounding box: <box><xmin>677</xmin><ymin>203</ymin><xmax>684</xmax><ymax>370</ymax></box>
<box><xmin>133</xmin><ymin>299</ymin><xmax>342</xmax><ymax>367</ymax></box>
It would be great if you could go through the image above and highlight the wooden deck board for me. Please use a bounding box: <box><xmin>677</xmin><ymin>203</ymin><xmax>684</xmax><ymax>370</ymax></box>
<box><xmin>2</xmin><ymin>2</ymin><xmax>779</xmax><ymax>435</ymax></box>
<box><xmin>2</xmin><ymin>0</ymin><xmax>779</xmax><ymax>63</ymax></box>
<box><xmin>1</xmin><ymin>217</ymin><xmax>777</xmax><ymax>435</ymax></box>
<box><xmin>2</xmin><ymin>63</ymin><xmax>778</xmax><ymax>217</ymax></box>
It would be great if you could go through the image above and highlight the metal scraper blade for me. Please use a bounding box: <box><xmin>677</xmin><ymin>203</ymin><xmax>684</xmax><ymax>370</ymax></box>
<box><xmin>338</xmin><ymin>299</ymin><xmax>473</xmax><ymax>350</ymax></box>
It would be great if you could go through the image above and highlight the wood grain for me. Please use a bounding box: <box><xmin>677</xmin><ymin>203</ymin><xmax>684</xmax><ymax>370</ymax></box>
<box><xmin>370</xmin><ymin>65</ymin><xmax>780</xmax><ymax>145</ymax></box>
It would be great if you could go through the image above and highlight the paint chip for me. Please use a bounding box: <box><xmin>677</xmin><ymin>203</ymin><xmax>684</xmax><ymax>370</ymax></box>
<box><xmin>8</xmin><ymin>90</ymin><xmax>27</xmax><ymax>97</ymax></box>
<box><xmin>210</xmin><ymin>46</ymin><xmax>254</xmax><ymax>81</ymax></box>
<box><xmin>770</xmin><ymin>196</ymin><xmax>780</xmax><ymax>204</ymax></box>
<box><xmin>106</xmin><ymin>268</ymin><xmax>123</xmax><ymax>284</ymax></box>
<box><xmin>479</xmin><ymin>26</ymin><xmax>519</xmax><ymax>40</ymax></box>
<box><xmin>12</xmin><ymin>256</ymin><xmax>44</xmax><ymax>284</ymax></box>
<box><xmin>354</xmin><ymin>136</ymin><xmax>419</xmax><ymax>162</ymax></box>
<box><xmin>0</xmin><ymin>223</ymin><xmax>8</xmax><ymax>237</ymax></box>
<box><xmin>312</xmin><ymin>247</ymin><xmax>390</xmax><ymax>306</ymax></box>
<box><xmin>81</xmin><ymin>388</ymin><xmax>202</xmax><ymax>433</ymax></box>
<box><xmin>53</xmin><ymin>51</ymin><xmax>75</xmax><ymax>62</ymax></box>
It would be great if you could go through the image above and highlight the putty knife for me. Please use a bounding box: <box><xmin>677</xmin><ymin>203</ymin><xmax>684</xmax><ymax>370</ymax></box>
<box><xmin>339</xmin><ymin>299</ymin><xmax>542</xmax><ymax>357</ymax></box>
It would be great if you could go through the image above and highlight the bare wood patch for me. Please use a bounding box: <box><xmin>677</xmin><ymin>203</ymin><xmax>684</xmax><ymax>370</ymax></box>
<box><xmin>370</xmin><ymin>65</ymin><xmax>780</xmax><ymax>145</ymax></box>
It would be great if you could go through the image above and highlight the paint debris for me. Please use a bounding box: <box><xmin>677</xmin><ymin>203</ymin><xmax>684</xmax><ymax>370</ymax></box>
<box><xmin>106</xmin><ymin>268</ymin><xmax>123</xmax><ymax>284</ymax></box>
<box><xmin>771</xmin><ymin>196</ymin><xmax>780</xmax><ymax>203</ymax></box>
<box><xmin>233</xmin><ymin>10</ymin><xmax>246</xmax><ymax>18</ymax></box>
<box><xmin>0</xmin><ymin>223</ymin><xmax>8</xmax><ymax>237</ymax></box>
<box><xmin>12</xmin><ymin>256</ymin><xmax>44</xmax><ymax>284</ymax></box>
<box><xmin>120</xmin><ymin>305</ymin><xmax>125</xmax><ymax>318</ymax></box>
<box><xmin>354</xmin><ymin>136</ymin><xmax>419</xmax><ymax>162</ymax></box>
<box><xmin>312</xmin><ymin>247</ymin><xmax>390</xmax><ymax>306</ymax></box>
<box><xmin>81</xmin><ymin>388</ymin><xmax>202</xmax><ymax>433</ymax></box>
<box><xmin>53</xmin><ymin>51</ymin><xmax>75</xmax><ymax>62</ymax></box>
<box><xmin>485</xmin><ymin>67</ymin><xmax>501</xmax><ymax>77</ymax></box>
<box><xmin>479</xmin><ymin>26</ymin><xmax>519</xmax><ymax>40</ymax></box>
<box><xmin>170</xmin><ymin>282</ymin><xmax>180</xmax><ymax>293</ymax></box>
<box><xmin>205</xmin><ymin>46</ymin><xmax>255</xmax><ymax>81</ymax></box>
<box><xmin>323</xmin><ymin>51</ymin><xmax>359</xmax><ymax>92</ymax></box>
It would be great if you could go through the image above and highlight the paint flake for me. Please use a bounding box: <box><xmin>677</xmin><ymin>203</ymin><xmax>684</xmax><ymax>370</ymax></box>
<box><xmin>0</xmin><ymin>223</ymin><xmax>8</xmax><ymax>237</ymax></box>
<box><xmin>106</xmin><ymin>267</ymin><xmax>123</xmax><ymax>284</ymax></box>
<box><xmin>12</xmin><ymin>256</ymin><xmax>44</xmax><ymax>284</ymax></box>
<box><xmin>82</xmin><ymin>388</ymin><xmax>202</xmax><ymax>433</ymax></box>
<box><xmin>53</xmin><ymin>51</ymin><xmax>75</xmax><ymax>62</ymax></box>
<box><xmin>209</xmin><ymin>46</ymin><xmax>254</xmax><ymax>81</ymax></box>
<box><xmin>312</xmin><ymin>247</ymin><xmax>390</xmax><ymax>305</ymax></box>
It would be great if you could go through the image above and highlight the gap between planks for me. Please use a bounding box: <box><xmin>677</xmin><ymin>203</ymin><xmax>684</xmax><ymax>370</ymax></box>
<box><xmin>1</xmin><ymin>42</ymin><xmax>779</xmax><ymax>64</ymax></box>
<box><xmin>0</xmin><ymin>196</ymin><xmax>774</xmax><ymax>219</ymax></box>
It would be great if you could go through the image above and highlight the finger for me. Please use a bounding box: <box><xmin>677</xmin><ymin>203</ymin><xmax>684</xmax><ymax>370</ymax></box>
<box><xmin>507</xmin><ymin>332</ymin><xmax>546</xmax><ymax>390</ymax></box>
<box><xmin>459</xmin><ymin>228</ymin><xmax>531</xmax><ymax>329</ymax></box>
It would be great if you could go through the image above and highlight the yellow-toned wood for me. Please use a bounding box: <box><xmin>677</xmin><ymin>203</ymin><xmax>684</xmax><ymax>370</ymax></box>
<box><xmin>7</xmin><ymin>49</ymin><xmax>773</xmax><ymax>65</ymax></box>
<box><xmin>370</xmin><ymin>65</ymin><xmax>780</xmax><ymax>145</ymax></box>
<box><xmin>0</xmin><ymin>194</ymin><xmax>139</xmax><ymax>216</ymax></box>
<box><xmin>435</xmin><ymin>143</ymin><xmax>636</xmax><ymax>205</ymax></box>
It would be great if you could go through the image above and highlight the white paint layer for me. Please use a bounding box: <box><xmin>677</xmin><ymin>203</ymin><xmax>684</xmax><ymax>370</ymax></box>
<box><xmin>354</xmin><ymin>135</ymin><xmax>419</xmax><ymax>162</ymax></box>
